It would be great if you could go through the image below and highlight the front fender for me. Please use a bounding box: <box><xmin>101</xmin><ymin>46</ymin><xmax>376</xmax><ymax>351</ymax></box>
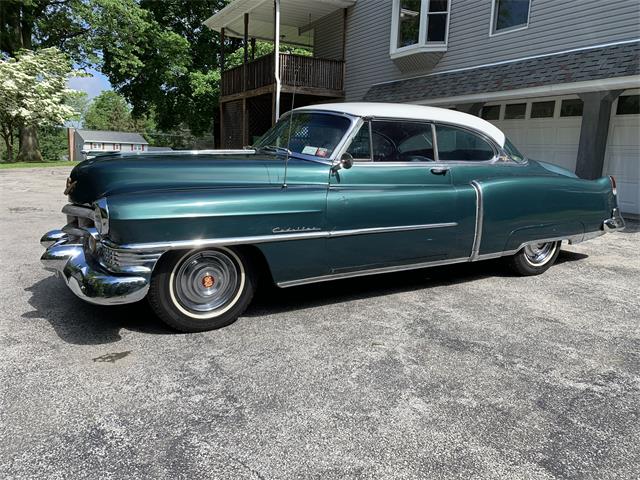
<box><xmin>105</xmin><ymin>186</ymin><xmax>328</xmax><ymax>245</ymax></box>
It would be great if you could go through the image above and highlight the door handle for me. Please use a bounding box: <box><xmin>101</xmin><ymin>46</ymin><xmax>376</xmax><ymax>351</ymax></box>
<box><xmin>430</xmin><ymin>167</ymin><xmax>449</xmax><ymax>175</ymax></box>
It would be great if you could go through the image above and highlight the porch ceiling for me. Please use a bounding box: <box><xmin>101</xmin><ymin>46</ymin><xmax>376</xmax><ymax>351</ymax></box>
<box><xmin>204</xmin><ymin>0</ymin><xmax>355</xmax><ymax>47</ymax></box>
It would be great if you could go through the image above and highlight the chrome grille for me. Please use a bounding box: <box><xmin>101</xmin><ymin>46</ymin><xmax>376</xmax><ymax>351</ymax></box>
<box><xmin>98</xmin><ymin>243</ymin><xmax>163</xmax><ymax>273</ymax></box>
<box><xmin>62</xmin><ymin>204</ymin><xmax>95</xmax><ymax>240</ymax></box>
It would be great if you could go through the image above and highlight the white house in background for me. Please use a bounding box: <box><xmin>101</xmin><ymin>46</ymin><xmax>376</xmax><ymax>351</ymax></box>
<box><xmin>68</xmin><ymin>128</ymin><xmax>149</xmax><ymax>161</ymax></box>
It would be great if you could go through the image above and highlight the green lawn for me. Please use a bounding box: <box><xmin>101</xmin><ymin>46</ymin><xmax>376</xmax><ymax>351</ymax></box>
<box><xmin>0</xmin><ymin>161</ymin><xmax>77</xmax><ymax>169</ymax></box>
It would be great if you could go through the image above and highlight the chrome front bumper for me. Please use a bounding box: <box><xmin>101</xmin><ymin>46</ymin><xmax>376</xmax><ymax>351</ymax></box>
<box><xmin>40</xmin><ymin>230</ymin><xmax>151</xmax><ymax>305</ymax></box>
<box><xmin>603</xmin><ymin>208</ymin><xmax>626</xmax><ymax>232</ymax></box>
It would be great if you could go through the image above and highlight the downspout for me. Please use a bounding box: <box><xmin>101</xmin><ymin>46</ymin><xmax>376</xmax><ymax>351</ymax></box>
<box><xmin>273</xmin><ymin>0</ymin><xmax>281</xmax><ymax>122</ymax></box>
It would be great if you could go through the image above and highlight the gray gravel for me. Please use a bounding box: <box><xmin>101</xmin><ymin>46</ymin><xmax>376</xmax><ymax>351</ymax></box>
<box><xmin>1</xmin><ymin>166</ymin><xmax>639</xmax><ymax>480</ymax></box>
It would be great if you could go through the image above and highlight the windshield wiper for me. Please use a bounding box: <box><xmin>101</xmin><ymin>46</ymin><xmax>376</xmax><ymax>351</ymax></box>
<box><xmin>254</xmin><ymin>145</ymin><xmax>292</xmax><ymax>156</ymax></box>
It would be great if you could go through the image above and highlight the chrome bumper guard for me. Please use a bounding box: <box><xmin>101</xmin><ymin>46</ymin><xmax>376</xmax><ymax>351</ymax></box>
<box><xmin>603</xmin><ymin>208</ymin><xmax>625</xmax><ymax>232</ymax></box>
<box><xmin>40</xmin><ymin>230</ymin><xmax>152</xmax><ymax>305</ymax></box>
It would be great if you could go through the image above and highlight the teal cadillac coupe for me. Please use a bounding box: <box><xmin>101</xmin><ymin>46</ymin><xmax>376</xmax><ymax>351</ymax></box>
<box><xmin>41</xmin><ymin>103</ymin><xmax>625</xmax><ymax>332</ymax></box>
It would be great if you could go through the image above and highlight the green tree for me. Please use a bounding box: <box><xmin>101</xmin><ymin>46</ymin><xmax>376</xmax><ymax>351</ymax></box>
<box><xmin>0</xmin><ymin>48</ymin><xmax>78</xmax><ymax>162</ymax></box>
<box><xmin>84</xmin><ymin>91</ymin><xmax>134</xmax><ymax>131</ymax></box>
<box><xmin>225</xmin><ymin>41</ymin><xmax>311</xmax><ymax>69</ymax></box>
<box><xmin>66</xmin><ymin>91</ymin><xmax>90</xmax><ymax>129</ymax></box>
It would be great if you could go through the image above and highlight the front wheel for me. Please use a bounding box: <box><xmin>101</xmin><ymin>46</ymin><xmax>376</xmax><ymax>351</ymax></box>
<box><xmin>506</xmin><ymin>241</ymin><xmax>561</xmax><ymax>276</ymax></box>
<box><xmin>148</xmin><ymin>247</ymin><xmax>255</xmax><ymax>332</ymax></box>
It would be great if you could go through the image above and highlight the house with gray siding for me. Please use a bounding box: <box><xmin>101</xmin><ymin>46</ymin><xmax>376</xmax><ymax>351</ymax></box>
<box><xmin>69</xmin><ymin>129</ymin><xmax>149</xmax><ymax>161</ymax></box>
<box><xmin>206</xmin><ymin>0</ymin><xmax>639</xmax><ymax>215</ymax></box>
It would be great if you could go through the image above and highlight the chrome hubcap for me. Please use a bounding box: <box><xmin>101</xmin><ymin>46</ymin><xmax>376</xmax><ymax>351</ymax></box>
<box><xmin>523</xmin><ymin>242</ymin><xmax>556</xmax><ymax>266</ymax></box>
<box><xmin>173</xmin><ymin>250</ymin><xmax>240</xmax><ymax>315</ymax></box>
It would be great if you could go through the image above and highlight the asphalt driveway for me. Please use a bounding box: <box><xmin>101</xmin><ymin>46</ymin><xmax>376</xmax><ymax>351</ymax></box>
<box><xmin>1</xmin><ymin>167</ymin><xmax>638</xmax><ymax>480</ymax></box>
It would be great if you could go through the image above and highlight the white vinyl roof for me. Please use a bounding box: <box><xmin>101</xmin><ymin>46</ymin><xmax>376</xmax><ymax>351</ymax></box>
<box><xmin>295</xmin><ymin>102</ymin><xmax>507</xmax><ymax>147</ymax></box>
<box><xmin>204</xmin><ymin>0</ymin><xmax>356</xmax><ymax>47</ymax></box>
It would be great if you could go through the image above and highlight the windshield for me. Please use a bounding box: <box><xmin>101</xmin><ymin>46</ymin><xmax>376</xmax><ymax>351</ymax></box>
<box><xmin>504</xmin><ymin>138</ymin><xmax>526</xmax><ymax>162</ymax></box>
<box><xmin>253</xmin><ymin>112</ymin><xmax>351</xmax><ymax>159</ymax></box>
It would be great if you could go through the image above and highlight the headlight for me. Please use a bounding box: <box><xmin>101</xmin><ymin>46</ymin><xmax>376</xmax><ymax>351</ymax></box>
<box><xmin>93</xmin><ymin>198</ymin><xmax>109</xmax><ymax>235</ymax></box>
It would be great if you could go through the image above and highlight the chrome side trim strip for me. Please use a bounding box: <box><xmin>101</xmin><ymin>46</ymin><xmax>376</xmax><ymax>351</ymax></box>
<box><xmin>108</xmin><ymin>222</ymin><xmax>459</xmax><ymax>253</ymax></box>
<box><xmin>277</xmin><ymin>257</ymin><xmax>470</xmax><ymax>288</ymax></box>
<box><xmin>329</xmin><ymin>222</ymin><xmax>458</xmax><ymax>237</ymax></box>
<box><xmin>469</xmin><ymin>181</ymin><xmax>483</xmax><ymax>261</ymax></box>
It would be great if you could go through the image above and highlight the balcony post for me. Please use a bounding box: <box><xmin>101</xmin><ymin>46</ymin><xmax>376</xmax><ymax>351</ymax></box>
<box><xmin>220</xmin><ymin>27</ymin><xmax>225</xmax><ymax>71</ymax></box>
<box><xmin>273</xmin><ymin>0</ymin><xmax>281</xmax><ymax>123</ymax></box>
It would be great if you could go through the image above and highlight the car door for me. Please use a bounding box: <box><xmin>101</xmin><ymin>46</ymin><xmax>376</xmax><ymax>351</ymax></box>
<box><xmin>326</xmin><ymin>119</ymin><xmax>468</xmax><ymax>273</ymax></box>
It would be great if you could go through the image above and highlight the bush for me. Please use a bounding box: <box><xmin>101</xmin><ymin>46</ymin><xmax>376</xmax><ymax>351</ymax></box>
<box><xmin>38</xmin><ymin>127</ymin><xmax>68</xmax><ymax>162</ymax></box>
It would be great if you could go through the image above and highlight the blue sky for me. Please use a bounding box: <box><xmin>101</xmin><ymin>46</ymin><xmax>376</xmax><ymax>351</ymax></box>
<box><xmin>68</xmin><ymin>68</ymin><xmax>112</xmax><ymax>99</ymax></box>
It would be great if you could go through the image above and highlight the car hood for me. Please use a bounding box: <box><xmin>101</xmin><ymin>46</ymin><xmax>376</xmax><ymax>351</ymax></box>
<box><xmin>67</xmin><ymin>152</ymin><xmax>329</xmax><ymax>204</ymax></box>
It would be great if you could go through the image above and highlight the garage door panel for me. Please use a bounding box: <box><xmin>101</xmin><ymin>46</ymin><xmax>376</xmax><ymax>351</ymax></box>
<box><xmin>609</xmin><ymin>124</ymin><xmax>640</xmax><ymax>146</ymax></box>
<box><xmin>605</xmin><ymin>113</ymin><xmax>639</xmax><ymax>215</ymax></box>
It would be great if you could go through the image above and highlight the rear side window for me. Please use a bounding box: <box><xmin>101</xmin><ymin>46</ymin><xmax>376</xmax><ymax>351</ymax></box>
<box><xmin>436</xmin><ymin>125</ymin><xmax>495</xmax><ymax>161</ymax></box>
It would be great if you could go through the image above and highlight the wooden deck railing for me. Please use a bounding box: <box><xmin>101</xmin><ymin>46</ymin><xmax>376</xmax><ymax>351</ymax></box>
<box><xmin>221</xmin><ymin>53</ymin><xmax>344</xmax><ymax>97</ymax></box>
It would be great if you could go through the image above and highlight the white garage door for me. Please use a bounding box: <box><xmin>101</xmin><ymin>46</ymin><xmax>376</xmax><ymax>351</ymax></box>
<box><xmin>480</xmin><ymin>95</ymin><xmax>583</xmax><ymax>172</ymax></box>
<box><xmin>604</xmin><ymin>91</ymin><xmax>640</xmax><ymax>215</ymax></box>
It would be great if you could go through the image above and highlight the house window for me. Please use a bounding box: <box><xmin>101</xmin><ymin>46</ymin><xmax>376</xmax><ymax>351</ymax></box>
<box><xmin>491</xmin><ymin>0</ymin><xmax>531</xmax><ymax>34</ymax></box>
<box><xmin>391</xmin><ymin>0</ymin><xmax>450</xmax><ymax>56</ymax></box>
<box><xmin>113</xmin><ymin>144</ymin><xmax>121</xmax><ymax>150</ymax></box>
<box><xmin>616</xmin><ymin>95</ymin><xmax>640</xmax><ymax>115</ymax></box>
<box><xmin>560</xmin><ymin>99</ymin><xmax>583</xmax><ymax>117</ymax></box>
<box><xmin>504</xmin><ymin>103</ymin><xmax>526</xmax><ymax>120</ymax></box>
<box><xmin>530</xmin><ymin>101</ymin><xmax>555</xmax><ymax>119</ymax></box>
<box><xmin>133</xmin><ymin>144</ymin><xmax>143</xmax><ymax>151</ymax></box>
<box><xmin>91</xmin><ymin>143</ymin><xmax>102</xmax><ymax>150</ymax></box>
<box><xmin>481</xmin><ymin>105</ymin><xmax>501</xmax><ymax>120</ymax></box>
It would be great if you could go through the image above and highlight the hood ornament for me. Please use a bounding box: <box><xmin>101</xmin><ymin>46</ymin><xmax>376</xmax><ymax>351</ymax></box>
<box><xmin>64</xmin><ymin>177</ymin><xmax>77</xmax><ymax>196</ymax></box>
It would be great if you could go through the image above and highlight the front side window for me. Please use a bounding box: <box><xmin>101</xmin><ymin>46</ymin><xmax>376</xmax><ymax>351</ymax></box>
<box><xmin>436</xmin><ymin>125</ymin><xmax>495</xmax><ymax>161</ymax></box>
<box><xmin>254</xmin><ymin>112</ymin><xmax>351</xmax><ymax>158</ymax></box>
<box><xmin>346</xmin><ymin>121</ymin><xmax>371</xmax><ymax>160</ymax></box>
<box><xmin>371</xmin><ymin>121</ymin><xmax>435</xmax><ymax>162</ymax></box>
<box><xmin>492</xmin><ymin>0</ymin><xmax>531</xmax><ymax>34</ymax></box>
<box><xmin>392</xmin><ymin>0</ymin><xmax>450</xmax><ymax>54</ymax></box>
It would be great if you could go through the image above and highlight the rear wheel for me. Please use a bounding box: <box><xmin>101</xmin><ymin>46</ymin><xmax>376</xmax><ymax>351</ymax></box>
<box><xmin>148</xmin><ymin>247</ymin><xmax>255</xmax><ymax>332</ymax></box>
<box><xmin>507</xmin><ymin>241</ymin><xmax>561</xmax><ymax>276</ymax></box>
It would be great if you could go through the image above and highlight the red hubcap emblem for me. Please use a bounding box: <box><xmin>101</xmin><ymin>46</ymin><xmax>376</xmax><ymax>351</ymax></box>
<box><xmin>202</xmin><ymin>275</ymin><xmax>215</xmax><ymax>288</ymax></box>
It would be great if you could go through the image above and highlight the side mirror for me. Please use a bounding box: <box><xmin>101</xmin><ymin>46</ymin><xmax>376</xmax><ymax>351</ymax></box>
<box><xmin>332</xmin><ymin>152</ymin><xmax>354</xmax><ymax>172</ymax></box>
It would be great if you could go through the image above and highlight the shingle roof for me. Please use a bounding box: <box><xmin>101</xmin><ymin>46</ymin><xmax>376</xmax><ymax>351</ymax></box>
<box><xmin>364</xmin><ymin>42</ymin><xmax>640</xmax><ymax>103</ymax></box>
<box><xmin>75</xmin><ymin>129</ymin><xmax>148</xmax><ymax>144</ymax></box>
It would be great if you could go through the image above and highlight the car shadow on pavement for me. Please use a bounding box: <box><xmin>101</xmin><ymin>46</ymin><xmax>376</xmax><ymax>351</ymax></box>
<box><xmin>246</xmin><ymin>250</ymin><xmax>588</xmax><ymax>317</ymax></box>
<box><xmin>24</xmin><ymin>250</ymin><xmax>587</xmax><ymax>344</ymax></box>
<box><xmin>23</xmin><ymin>276</ymin><xmax>173</xmax><ymax>345</ymax></box>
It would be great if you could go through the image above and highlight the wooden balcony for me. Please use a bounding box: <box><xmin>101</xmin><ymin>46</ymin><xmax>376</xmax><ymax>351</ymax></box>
<box><xmin>221</xmin><ymin>53</ymin><xmax>345</xmax><ymax>100</ymax></box>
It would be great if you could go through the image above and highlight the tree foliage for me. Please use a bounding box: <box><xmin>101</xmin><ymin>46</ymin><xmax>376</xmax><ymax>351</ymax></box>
<box><xmin>0</xmin><ymin>47</ymin><xmax>79</xmax><ymax>162</ymax></box>
<box><xmin>225</xmin><ymin>41</ymin><xmax>312</xmax><ymax>69</ymax></box>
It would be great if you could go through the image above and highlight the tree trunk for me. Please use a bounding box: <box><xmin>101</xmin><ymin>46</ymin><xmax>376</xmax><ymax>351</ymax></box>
<box><xmin>17</xmin><ymin>126</ymin><xmax>43</xmax><ymax>162</ymax></box>
<box><xmin>3</xmin><ymin>134</ymin><xmax>14</xmax><ymax>163</ymax></box>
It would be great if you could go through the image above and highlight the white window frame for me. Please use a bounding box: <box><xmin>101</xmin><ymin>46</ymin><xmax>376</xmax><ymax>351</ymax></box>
<box><xmin>133</xmin><ymin>144</ymin><xmax>143</xmax><ymax>151</ymax></box>
<box><xmin>390</xmin><ymin>0</ymin><xmax>450</xmax><ymax>59</ymax></box>
<box><xmin>489</xmin><ymin>0</ymin><xmax>531</xmax><ymax>37</ymax></box>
